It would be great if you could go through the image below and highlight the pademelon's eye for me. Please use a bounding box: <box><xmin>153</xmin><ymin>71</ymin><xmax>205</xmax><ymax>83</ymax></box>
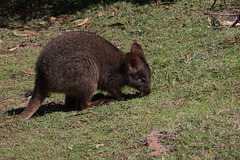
<box><xmin>130</xmin><ymin>73</ymin><xmax>135</xmax><ymax>78</ymax></box>
<box><xmin>141</xmin><ymin>78</ymin><xmax>147</xmax><ymax>83</ymax></box>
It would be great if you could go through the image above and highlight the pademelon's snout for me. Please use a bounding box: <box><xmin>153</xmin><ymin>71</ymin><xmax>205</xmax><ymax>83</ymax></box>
<box><xmin>145</xmin><ymin>88</ymin><xmax>151</xmax><ymax>94</ymax></box>
<box><xmin>141</xmin><ymin>87</ymin><xmax>151</xmax><ymax>95</ymax></box>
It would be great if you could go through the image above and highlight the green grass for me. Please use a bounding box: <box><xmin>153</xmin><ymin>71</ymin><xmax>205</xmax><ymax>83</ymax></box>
<box><xmin>0</xmin><ymin>0</ymin><xmax>240</xmax><ymax>159</ymax></box>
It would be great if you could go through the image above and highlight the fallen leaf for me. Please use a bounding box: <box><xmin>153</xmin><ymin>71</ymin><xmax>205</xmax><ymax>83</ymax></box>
<box><xmin>8</xmin><ymin>47</ymin><xmax>18</xmax><ymax>52</ymax></box>
<box><xmin>24</xmin><ymin>30</ymin><xmax>39</xmax><ymax>35</ymax></box>
<box><xmin>8</xmin><ymin>44</ymin><xmax>20</xmax><ymax>51</ymax></box>
<box><xmin>67</xmin><ymin>146</ymin><xmax>73</xmax><ymax>150</ymax></box>
<box><xmin>14</xmin><ymin>33</ymin><xmax>31</xmax><ymax>37</ymax></box>
<box><xmin>146</xmin><ymin>136</ymin><xmax>167</xmax><ymax>157</ymax></box>
<box><xmin>73</xmin><ymin>19</ymin><xmax>83</xmax><ymax>23</ymax></box>
<box><xmin>218</xmin><ymin>19</ymin><xmax>240</xmax><ymax>26</ymax></box>
<box><xmin>98</xmin><ymin>11</ymin><xmax>103</xmax><ymax>17</ymax></box>
<box><xmin>108</xmin><ymin>12</ymin><xmax>115</xmax><ymax>18</ymax></box>
<box><xmin>229</xmin><ymin>116</ymin><xmax>239</xmax><ymax>119</ymax></box>
<box><xmin>8</xmin><ymin>42</ymin><xmax>28</xmax><ymax>52</ymax></box>
<box><xmin>164</xmin><ymin>6</ymin><xmax>170</xmax><ymax>9</ymax></box>
<box><xmin>207</xmin><ymin>15</ymin><xmax>216</xmax><ymax>26</ymax></box>
<box><xmin>179</xmin><ymin>56</ymin><xmax>192</xmax><ymax>63</ymax></box>
<box><xmin>186</xmin><ymin>57</ymin><xmax>192</xmax><ymax>62</ymax></box>
<box><xmin>74</xmin><ymin>18</ymin><xmax>89</xmax><ymax>27</ymax></box>
<box><xmin>48</xmin><ymin>102</ymin><xmax>56</xmax><ymax>106</ymax></box>
<box><xmin>22</xmin><ymin>70</ymin><xmax>36</xmax><ymax>75</ymax></box>
<box><xmin>44</xmin><ymin>16</ymin><xmax>57</xmax><ymax>22</ymax></box>
<box><xmin>85</xmin><ymin>25</ymin><xmax>91</xmax><ymax>29</ymax></box>
<box><xmin>19</xmin><ymin>43</ymin><xmax>27</xmax><ymax>47</ymax></box>
<box><xmin>50</xmin><ymin>16</ymin><xmax>56</xmax><ymax>21</ymax></box>
<box><xmin>96</xmin><ymin>144</ymin><xmax>104</xmax><ymax>148</ymax></box>
<box><xmin>223</xmin><ymin>41</ymin><xmax>237</xmax><ymax>45</ymax></box>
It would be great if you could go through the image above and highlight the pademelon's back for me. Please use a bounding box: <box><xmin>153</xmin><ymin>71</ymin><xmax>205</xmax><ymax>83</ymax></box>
<box><xmin>36</xmin><ymin>31</ymin><xmax>124</xmax><ymax>73</ymax></box>
<box><xmin>39</xmin><ymin>31</ymin><xmax>122</xmax><ymax>61</ymax></box>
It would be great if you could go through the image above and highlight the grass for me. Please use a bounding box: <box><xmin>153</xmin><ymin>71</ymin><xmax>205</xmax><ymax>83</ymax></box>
<box><xmin>0</xmin><ymin>0</ymin><xmax>240</xmax><ymax>159</ymax></box>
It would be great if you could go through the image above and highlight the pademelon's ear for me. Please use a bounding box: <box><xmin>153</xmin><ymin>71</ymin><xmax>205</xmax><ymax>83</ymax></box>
<box><xmin>125</xmin><ymin>53</ymin><xmax>139</xmax><ymax>69</ymax></box>
<box><xmin>131</xmin><ymin>43</ymin><xmax>144</xmax><ymax>57</ymax></box>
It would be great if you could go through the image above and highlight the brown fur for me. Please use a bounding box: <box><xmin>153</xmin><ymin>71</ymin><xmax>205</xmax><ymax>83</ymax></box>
<box><xmin>0</xmin><ymin>31</ymin><xmax>151</xmax><ymax>123</ymax></box>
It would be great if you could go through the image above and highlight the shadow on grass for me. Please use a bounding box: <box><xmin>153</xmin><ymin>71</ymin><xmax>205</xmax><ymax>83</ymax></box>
<box><xmin>0</xmin><ymin>0</ymin><xmax>160</xmax><ymax>28</ymax></box>
<box><xmin>5</xmin><ymin>92</ymin><xmax>145</xmax><ymax>118</ymax></box>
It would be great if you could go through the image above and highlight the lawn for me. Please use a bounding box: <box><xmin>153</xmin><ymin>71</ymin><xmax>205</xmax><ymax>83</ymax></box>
<box><xmin>0</xmin><ymin>0</ymin><xmax>239</xmax><ymax>159</ymax></box>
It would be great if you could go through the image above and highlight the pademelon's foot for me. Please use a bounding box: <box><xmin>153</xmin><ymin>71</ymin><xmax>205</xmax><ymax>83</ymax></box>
<box><xmin>83</xmin><ymin>99</ymin><xmax>115</xmax><ymax>109</ymax></box>
<box><xmin>91</xmin><ymin>99</ymin><xmax>115</xmax><ymax>106</ymax></box>
<box><xmin>0</xmin><ymin>116</ymin><xmax>20</xmax><ymax>123</ymax></box>
<box><xmin>74</xmin><ymin>105</ymin><xmax>83</xmax><ymax>111</ymax></box>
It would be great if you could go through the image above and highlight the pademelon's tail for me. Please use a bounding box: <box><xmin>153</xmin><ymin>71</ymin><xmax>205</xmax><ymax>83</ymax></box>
<box><xmin>0</xmin><ymin>83</ymin><xmax>48</xmax><ymax>123</ymax></box>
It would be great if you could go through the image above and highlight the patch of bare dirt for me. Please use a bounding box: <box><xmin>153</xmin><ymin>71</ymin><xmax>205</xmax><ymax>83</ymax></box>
<box><xmin>146</xmin><ymin>136</ymin><xmax>167</xmax><ymax>157</ymax></box>
<box><xmin>139</xmin><ymin>130</ymin><xmax>178</xmax><ymax>157</ymax></box>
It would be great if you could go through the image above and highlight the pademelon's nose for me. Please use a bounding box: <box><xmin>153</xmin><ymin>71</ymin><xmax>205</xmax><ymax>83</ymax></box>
<box><xmin>144</xmin><ymin>88</ymin><xmax>151</xmax><ymax>95</ymax></box>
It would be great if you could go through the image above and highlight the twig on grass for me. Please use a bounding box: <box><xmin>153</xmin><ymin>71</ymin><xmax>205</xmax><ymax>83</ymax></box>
<box><xmin>230</xmin><ymin>14</ymin><xmax>240</xmax><ymax>27</ymax></box>
<box><xmin>202</xmin><ymin>0</ymin><xmax>240</xmax><ymax>28</ymax></box>
<box><xmin>202</xmin><ymin>11</ymin><xmax>240</xmax><ymax>16</ymax></box>
<box><xmin>210</xmin><ymin>0</ymin><xmax>228</xmax><ymax>10</ymax></box>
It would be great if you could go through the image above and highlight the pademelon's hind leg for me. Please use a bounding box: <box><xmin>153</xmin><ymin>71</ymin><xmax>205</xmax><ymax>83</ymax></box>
<box><xmin>75</xmin><ymin>82</ymin><xmax>98</xmax><ymax>110</ymax></box>
<box><xmin>65</xmin><ymin>95</ymin><xmax>76</xmax><ymax>108</ymax></box>
<box><xmin>0</xmin><ymin>80</ymin><xmax>49</xmax><ymax>123</ymax></box>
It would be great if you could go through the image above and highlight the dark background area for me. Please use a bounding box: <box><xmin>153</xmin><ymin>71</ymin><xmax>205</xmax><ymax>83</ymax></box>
<box><xmin>0</xmin><ymin>0</ymin><xmax>166</xmax><ymax>28</ymax></box>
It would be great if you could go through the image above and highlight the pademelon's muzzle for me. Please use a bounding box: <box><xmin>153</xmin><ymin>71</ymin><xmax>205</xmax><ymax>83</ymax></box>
<box><xmin>141</xmin><ymin>88</ymin><xmax>151</xmax><ymax>95</ymax></box>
